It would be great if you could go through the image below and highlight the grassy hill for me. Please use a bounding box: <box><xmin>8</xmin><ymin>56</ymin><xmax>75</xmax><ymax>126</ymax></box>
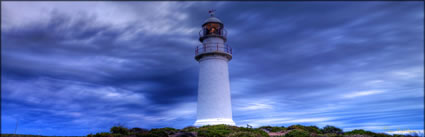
<box><xmin>85</xmin><ymin>124</ymin><xmax>423</xmax><ymax>137</ymax></box>
<box><xmin>2</xmin><ymin>124</ymin><xmax>423</xmax><ymax>137</ymax></box>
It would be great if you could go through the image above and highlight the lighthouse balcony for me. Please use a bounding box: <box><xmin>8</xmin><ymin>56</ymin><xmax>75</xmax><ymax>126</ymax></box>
<box><xmin>195</xmin><ymin>43</ymin><xmax>232</xmax><ymax>61</ymax></box>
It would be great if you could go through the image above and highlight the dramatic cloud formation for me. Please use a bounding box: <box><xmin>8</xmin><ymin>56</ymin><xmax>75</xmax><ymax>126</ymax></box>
<box><xmin>1</xmin><ymin>1</ymin><xmax>423</xmax><ymax>136</ymax></box>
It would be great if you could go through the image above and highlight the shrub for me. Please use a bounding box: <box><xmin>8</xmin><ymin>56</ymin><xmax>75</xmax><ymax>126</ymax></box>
<box><xmin>175</xmin><ymin>132</ymin><xmax>196</xmax><ymax>137</ymax></box>
<box><xmin>343</xmin><ymin>135</ymin><xmax>371</xmax><ymax>137</ymax></box>
<box><xmin>136</xmin><ymin>133</ymin><xmax>164</xmax><ymax>137</ymax></box>
<box><xmin>344</xmin><ymin>129</ymin><xmax>375</xmax><ymax>136</ymax></box>
<box><xmin>197</xmin><ymin>124</ymin><xmax>267</xmax><ymax>137</ymax></box>
<box><xmin>344</xmin><ymin>130</ymin><xmax>393</xmax><ymax>137</ymax></box>
<box><xmin>130</xmin><ymin>127</ymin><xmax>149</xmax><ymax>134</ymax></box>
<box><xmin>182</xmin><ymin>126</ymin><xmax>199</xmax><ymax>132</ymax></box>
<box><xmin>197</xmin><ymin>128</ymin><xmax>231</xmax><ymax>137</ymax></box>
<box><xmin>201</xmin><ymin>125</ymin><xmax>269</xmax><ymax>137</ymax></box>
<box><xmin>287</xmin><ymin>125</ymin><xmax>321</xmax><ymax>134</ymax></box>
<box><xmin>153</xmin><ymin>127</ymin><xmax>179</xmax><ymax>135</ymax></box>
<box><xmin>93</xmin><ymin>132</ymin><xmax>113</xmax><ymax>137</ymax></box>
<box><xmin>322</xmin><ymin>133</ymin><xmax>343</xmax><ymax>137</ymax></box>
<box><xmin>284</xmin><ymin>129</ymin><xmax>309</xmax><ymax>137</ymax></box>
<box><xmin>228</xmin><ymin>131</ymin><xmax>264</xmax><ymax>137</ymax></box>
<box><xmin>287</xmin><ymin>125</ymin><xmax>320</xmax><ymax>134</ymax></box>
<box><xmin>287</xmin><ymin>125</ymin><xmax>305</xmax><ymax>130</ymax></box>
<box><xmin>237</xmin><ymin>127</ymin><xmax>269</xmax><ymax>137</ymax></box>
<box><xmin>304</xmin><ymin>126</ymin><xmax>321</xmax><ymax>134</ymax></box>
<box><xmin>148</xmin><ymin>129</ymin><xmax>169</xmax><ymax>137</ymax></box>
<box><xmin>110</xmin><ymin>126</ymin><xmax>129</xmax><ymax>135</ymax></box>
<box><xmin>321</xmin><ymin>125</ymin><xmax>343</xmax><ymax>134</ymax></box>
<box><xmin>253</xmin><ymin>129</ymin><xmax>270</xmax><ymax>137</ymax></box>
<box><xmin>199</xmin><ymin>124</ymin><xmax>239</xmax><ymax>131</ymax></box>
<box><xmin>374</xmin><ymin>133</ymin><xmax>392</xmax><ymax>137</ymax></box>
<box><xmin>270</xmin><ymin>127</ymin><xmax>286</xmax><ymax>132</ymax></box>
<box><xmin>111</xmin><ymin>133</ymin><xmax>124</xmax><ymax>137</ymax></box>
<box><xmin>197</xmin><ymin>130</ymin><xmax>227</xmax><ymax>137</ymax></box>
<box><xmin>259</xmin><ymin>126</ymin><xmax>273</xmax><ymax>132</ymax></box>
<box><xmin>197</xmin><ymin>124</ymin><xmax>236</xmax><ymax>137</ymax></box>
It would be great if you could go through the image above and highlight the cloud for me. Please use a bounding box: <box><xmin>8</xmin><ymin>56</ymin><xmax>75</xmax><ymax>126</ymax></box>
<box><xmin>285</xmin><ymin>118</ymin><xmax>335</xmax><ymax>124</ymax></box>
<box><xmin>386</xmin><ymin>130</ymin><xmax>424</xmax><ymax>136</ymax></box>
<box><xmin>342</xmin><ymin>90</ymin><xmax>386</xmax><ymax>99</ymax></box>
<box><xmin>238</xmin><ymin>117</ymin><xmax>336</xmax><ymax>128</ymax></box>
<box><xmin>1</xmin><ymin>1</ymin><xmax>423</xmax><ymax>136</ymax></box>
<box><xmin>238</xmin><ymin>103</ymin><xmax>273</xmax><ymax>111</ymax></box>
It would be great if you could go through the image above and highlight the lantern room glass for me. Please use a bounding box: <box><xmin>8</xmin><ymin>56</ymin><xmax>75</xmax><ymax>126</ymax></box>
<box><xmin>203</xmin><ymin>22</ymin><xmax>223</xmax><ymax>36</ymax></box>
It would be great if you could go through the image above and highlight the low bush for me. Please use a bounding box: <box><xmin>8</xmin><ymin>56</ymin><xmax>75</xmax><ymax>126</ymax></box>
<box><xmin>135</xmin><ymin>133</ymin><xmax>164</xmax><ymax>137</ymax></box>
<box><xmin>174</xmin><ymin>132</ymin><xmax>196</xmax><ymax>137</ymax></box>
<box><xmin>259</xmin><ymin>126</ymin><xmax>273</xmax><ymax>132</ymax></box>
<box><xmin>111</xmin><ymin>133</ymin><xmax>124</xmax><ymax>137</ymax></box>
<box><xmin>287</xmin><ymin>125</ymin><xmax>321</xmax><ymax>134</ymax></box>
<box><xmin>287</xmin><ymin>125</ymin><xmax>304</xmax><ymax>130</ymax></box>
<box><xmin>199</xmin><ymin>124</ymin><xmax>240</xmax><ymax>131</ymax></box>
<box><xmin>284</xmin><ymin>129</ymin><xmax>309</xmax><ymax>137</ymax></box>
<box><xmin>153</xmin><ymin>127</ymin><xmax>179</xmax><ymax>135</ymax></box>
<box><xmin>110</xmin><ymin>126</ymin><xmax>129</xmax><ymax>135</ymax></box>
<box><xmin>236</xmin><ymin>127</ymin><xmax>269</xmax><ymax>137</ymax></box>
<box><xmin>270</xmin><ymin>127</ymin><xmax>286</xmax><ymax>132</ymax></box>
<box><xmin>322</xmin><ymin>133</ymin><xmax>343</xmax><ymax>137</ymax></box>
<box><xmin>147</xmin><ymin>129</ymin><xmax>168</xmax><ymax>137</ymax></box>
<box><xmin>197</xmin><ymin>124</ymin><xmax>269</xmax><ymax>137</ymax></box>
<box><xmin>228</xmin><ymin>131</ymin><xmax>264</xmax><ymax>137</ymax></box>
<box><xmin>197</xmin><ymin>124</ymin><xmax>236</xmax><ymax>137</ymax></box>
<box><xmin>305</xmin><ymin>126</ymin><xmax>321</xmax><ymax>134</ymax></box>
<box><xmin>93</xmin><ymin>132</ymin><xmax>113</xmax><ymax>137</ymax></box>
<box><xmin>343</xmin><ymin>135</ymin><xmax>372</xmax><ymax>137</ymax></box>
<box><xmin>321</xmin><ymin>125</ymin><xmax>343</xmax><ymax>134</ymax></box>
<box><xmin>197</xmin><ymin>130</ymin><xmax>228</xmax><ymax>137</ymax></box>
<box><xmin>129</xmin><ymin>128</ymin><xmax>149</xmax><ymax>134</ymax></box>
<box><xmin>374</xmin><ymin>133</ymin><xmax>393</xmax><ymax>137</ymax></box>
<box><xmin>182</xmin><ymin>126</ymin><xmax>199</xmax><ymax>132</ymax></box>
<box><xmin>344</xmin><ymin>129</ymin><xmax>375</xmax><ymax>135</ymax></box>
<box><xmin>344</xmin><ymin>129</ymin><xmax>394</xmax><ymax>137</ymax></box>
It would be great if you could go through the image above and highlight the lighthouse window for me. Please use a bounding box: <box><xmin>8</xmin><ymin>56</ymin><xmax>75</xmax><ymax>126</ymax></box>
<box><xmin>204</xmin><ymin>23</ymin><xmax>222</xmax><ymax>35</ymax></box>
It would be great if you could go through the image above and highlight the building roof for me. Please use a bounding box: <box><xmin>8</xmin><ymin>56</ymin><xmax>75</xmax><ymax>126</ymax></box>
<box><xmin>204</xmin><ymin>16</ymin><xmax>222</xmax><ymax>24</ymax></box>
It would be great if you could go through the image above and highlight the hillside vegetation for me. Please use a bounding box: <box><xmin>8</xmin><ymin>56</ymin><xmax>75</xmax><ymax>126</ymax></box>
<box><xmin>2</xmin><ymin>125</ymin><xmax>421</xmax><ymax>137</ymax></box>
<box><xmin>84</xmin><ymin>124</ymin><xmax>421</xmax><ymax>137</ymax></box>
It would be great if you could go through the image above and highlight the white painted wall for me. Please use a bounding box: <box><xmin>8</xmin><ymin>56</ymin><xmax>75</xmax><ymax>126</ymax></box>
<box><xmin>194</xmin><ymin>38</ymin><xmax>235</xmax><ymax>126</ymax></box>
<box><xmin>202</xmin><ymin>37</ymin><xmax>224</xmax><ymax>45</ymax></box>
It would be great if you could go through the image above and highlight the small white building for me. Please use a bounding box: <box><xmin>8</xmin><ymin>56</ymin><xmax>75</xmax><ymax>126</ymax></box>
<box><xmin>194</xmin><ymin>11</ymin><xmax>235</xmax><ymax>126</ymax></box>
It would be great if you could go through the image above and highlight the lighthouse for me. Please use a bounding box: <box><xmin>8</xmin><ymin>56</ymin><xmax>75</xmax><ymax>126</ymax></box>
<box><xmin>194</xmin><ymin>10</ymin><xmax>235</xmax><ymax>126</ymax></box>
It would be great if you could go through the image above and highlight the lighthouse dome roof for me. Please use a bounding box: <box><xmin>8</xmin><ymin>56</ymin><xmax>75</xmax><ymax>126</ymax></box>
<box><xmin>204</xmin><ymin>16</ymin><xmax>222</xmax><ymax>24</ymax></box>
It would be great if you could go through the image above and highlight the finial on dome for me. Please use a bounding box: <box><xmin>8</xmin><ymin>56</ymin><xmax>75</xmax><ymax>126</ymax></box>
<box><xmin>208</xmin><ymin>9</ymin><xmax>216</xmax><ymax>17</ymax></box>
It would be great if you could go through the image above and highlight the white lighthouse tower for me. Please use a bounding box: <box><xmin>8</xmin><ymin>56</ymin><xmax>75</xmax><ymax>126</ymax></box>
<box><xmin>194</xmin><ymin>10</ymin><xmax>235</xmax><ymax>126</ymax></box>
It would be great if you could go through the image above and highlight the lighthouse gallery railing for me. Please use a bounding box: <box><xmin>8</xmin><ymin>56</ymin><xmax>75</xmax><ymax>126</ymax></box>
<box><xmin>195</xmin><ymin>43</ymin><xmax>232</xmax><ymax>56</ymax></box>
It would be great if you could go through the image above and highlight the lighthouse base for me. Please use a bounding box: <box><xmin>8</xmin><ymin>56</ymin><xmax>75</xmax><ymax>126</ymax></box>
<box><xmin>194</xmin><ymin>118</ymin><xmax>236</xmax><ymax>126</ymax></box>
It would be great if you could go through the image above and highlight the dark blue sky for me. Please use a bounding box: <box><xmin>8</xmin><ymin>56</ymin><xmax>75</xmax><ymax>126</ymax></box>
<box><xmin>1</xmin><ymin>1</ymin><xmax>424</xmax><ymax>136</ymax></box>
